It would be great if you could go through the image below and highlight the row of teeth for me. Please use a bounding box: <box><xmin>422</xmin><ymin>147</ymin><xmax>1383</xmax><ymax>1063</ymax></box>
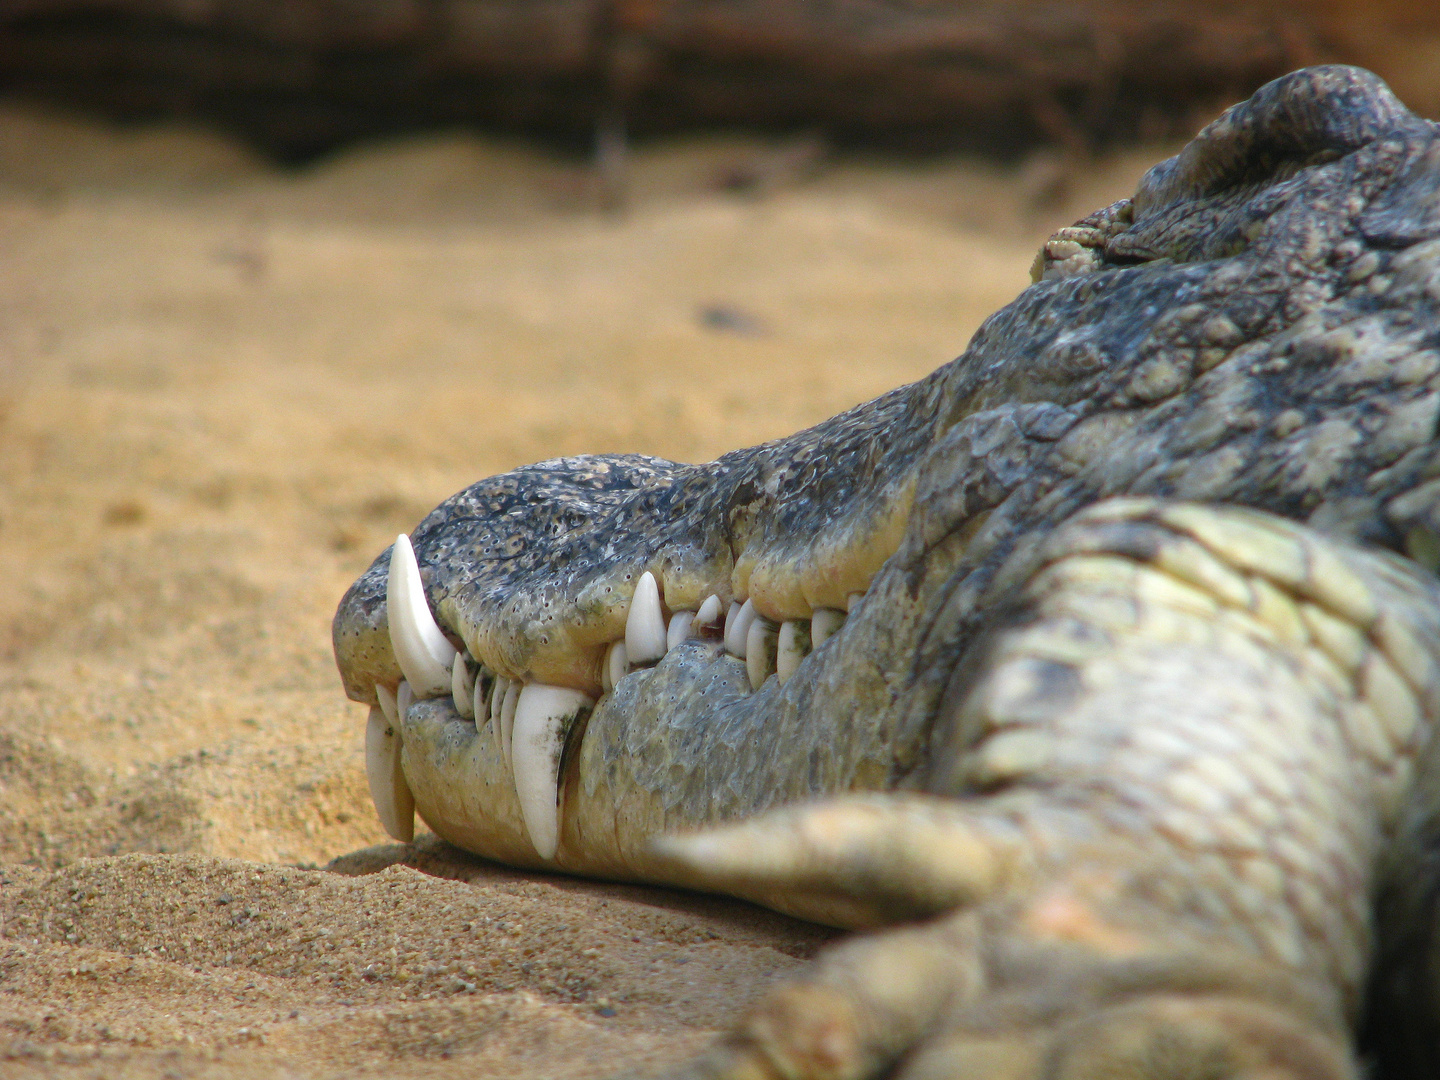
<box><xmin>602</xmin><ymin>573</ymin><xmax>855</xmax><ymax>695</ymax></box>
<box><xmin>365</xmin><ymin>533</ymin><xmax>857</xmax><ymax>860</ymax></box>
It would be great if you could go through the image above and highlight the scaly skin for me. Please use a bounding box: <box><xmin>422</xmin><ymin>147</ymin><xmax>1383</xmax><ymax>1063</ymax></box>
<box><xmin>334</xmin><ymin>66</ymin><xmax>1440</xmax><ymax>1078</ymax></box>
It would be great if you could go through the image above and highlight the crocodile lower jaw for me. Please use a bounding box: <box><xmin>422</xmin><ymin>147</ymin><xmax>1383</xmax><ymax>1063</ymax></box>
<box><xmin>368</xmin><ymin>528</ymin><xmax>875</xmax><ymax>863</ymax></box>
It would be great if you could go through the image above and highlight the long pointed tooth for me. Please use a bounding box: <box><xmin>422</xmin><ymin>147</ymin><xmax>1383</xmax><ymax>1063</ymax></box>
<box><xmin>725</xmin><ymin>598</ymin><xmax>757</xmax><ymax>657</ymax></box>
<box><xmin>625</xmin><ymin>571</ymin><xmax>668</xmax><ymax>664</ymax></box>
<box><xmin>511</xmin><ymin>684</ymin><xmax>594</xmax><ymax>860</ymax></box>
<box><xmin>386</xmin><ymin>533</ymin><xmax>456</xmax><ymax>698</ymax></box>
<box><xmin>695</xmin><ymin>594</ymin><xmax>723</xmax><ymax>630</ymax></box>
<box><xmin>667</xmin><ymin>611</ymin><xmax>695</xmax><ymax>651</ymax></box>
<box><xmin>452</xmin><ymin>655</ymin><xmax>476</xmax><ymax>719</ymax></box>
<box><xmin>365</xmin><ymin>704</ymin><xmax>415</xmax><ymax>842</ymax></box>
<box><xmin>603</xmin><ymin>640</ymin><xmax>628</xmax><ymax>694</ymax></box>
<box><xmin>473</xmin><ymin>669</ymin><xmax>490</xmax><ymax>725</ymax></box>
<box><xmin>811</xmin><ymin>607</ymin><xmax>845</xmax><ymax>648</ymax></box>
<box><xmin>397</xmin><ymin>679</ymin><xmax>414</xmax><ymax>719</ymax></box>
<box><xmin>776</xmin><ymin>619</ymin><xmax>811</xmax><ymax>685</ymax></box>
<box><xmin>375</xmin><ymin>682</ymin><xmax>399</xmax><ymax>726</ymax></box>
<box><xmin>500</xmin><ymin>680</ymin><xmax>520</xmax><ymax>771</ymax></box>
<box><xmin>746</xmin><ymin>617</ymin><xmax>778</xmax><ymax>690</ymax></box>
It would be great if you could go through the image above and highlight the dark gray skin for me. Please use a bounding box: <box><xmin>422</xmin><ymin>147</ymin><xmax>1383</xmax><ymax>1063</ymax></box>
<box><xmin>335</xmin><ymin>66</ymin><xmax>1440</xmax><ymax>1078</ymax></box>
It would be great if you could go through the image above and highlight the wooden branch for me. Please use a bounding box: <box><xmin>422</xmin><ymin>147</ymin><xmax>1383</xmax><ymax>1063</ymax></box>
<box><xmin>0</xmin><ymin>1</ymin><xmax>1344</xmax><ymax>157</ymax></box>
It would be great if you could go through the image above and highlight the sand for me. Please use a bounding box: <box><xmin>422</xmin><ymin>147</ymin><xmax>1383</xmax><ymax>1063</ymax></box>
<box><xmin>0</xmin><ymin>104</ymin><xmax>1164</xmax><ymax>1077</ymax></box>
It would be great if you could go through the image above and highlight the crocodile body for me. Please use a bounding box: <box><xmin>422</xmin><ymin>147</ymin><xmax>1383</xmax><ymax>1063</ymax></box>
<box><xmin>334</xmin><ymin>66</ymin><xmax>1440</xmax><ymax>1078</ymax></box>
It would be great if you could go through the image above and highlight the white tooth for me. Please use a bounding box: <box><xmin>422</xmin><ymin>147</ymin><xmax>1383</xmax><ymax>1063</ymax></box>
<box><xmin>473</xmin><ymin>669</ymin><xmax>490</xmax><ymax>725</ymax></box>
<box><xmin>695</xmin><ymin>594</ymin><xmax>723</xmax><ymax>629</ymax></box>
<box><xmin>746</xmin><ymin>617</ymin><xmax>778</xmax><ymax>690</ymax></box>
<box><xmin>375</xmin><ymin>682</ymin><xmax>399</xmax><ymax>726</ymax></box>
<box><xmin>452</xmin><ymin>654</ymin><xmax>476</xmax><ymax>719</ymax></box>
<box><xmin>776</xmin><ymin>619</ymin><xmax>810</xmax><ymax>685</ymax></box>
<box><xmin>725</xmin><ymin>598</ymin><xmax>757</xmax><ymax>657</ymax></box>
<box><xmin>386</xmin><ymin>533</ymin><xmax>456</xmax><ymax>698</ymax></box>
<box><xmin>511</xmin><ymin>684</ymin><xmax>594</xmax><ymax>860</ymax></box>
<box><xmin>397</xmin><ymin>679</ymin><xmax>414</xmax><ymax>718</ymax></box>
<box><xmin>846</xmin><ymin>591</ymin><xmax>865</xmax><ymax>611</ymax></box>
<box><xmin>625</xmin><ymin>571</ymin><xmax>668</xmax><ymax>664</ymax></box>
<box><xmin>723</xmin><ymin>600</ymin><xmax>740</xmax><ymax>649</ymax></box>
<box><xmin>603</xmin><ymin>640</ymin><xmax>628</xmax><ymax>693</ymax></box>
<box><xmin>500</xmin><ymin>680</ymin><xmax>520</xmax><ymax>771</ymax></box>
<box><xmin>490</xmin><ymin>675</ymin><xmax>508</xmax><ymax>727</ymax></box>
<box><xmin>667</xmin><ymin>611</ymin><xmax>695</xmax><ymax>651</ymax></box>
<box><xmin>490</xmin><ymin>675</ymin><xmax>510</xmax><ymax>752</ymax></box>
<box><xmin>811</xmin><ymin>607</ymin><xmax>845</xmax><ymax>648</ymax></box>
<box><xmin>365</xmin><ymin>704</ymin><xmax>415</xmax><ymax>842</ymax></box>
<box><xmin>490</xmin><ymin>677</ymin><xmax>509</xmax><ymax>754</ymax></box>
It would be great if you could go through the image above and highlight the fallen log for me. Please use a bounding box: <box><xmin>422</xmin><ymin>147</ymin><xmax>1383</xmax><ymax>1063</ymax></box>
<box><xmin>0</xmin><ymin>1</ymin><xmax>1424</xmax><ymax>158</ymax></box>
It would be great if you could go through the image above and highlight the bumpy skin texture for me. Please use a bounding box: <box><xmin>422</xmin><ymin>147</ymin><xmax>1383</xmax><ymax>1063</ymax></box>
<box><xmin>334</xmin><ymin>66</ymin><xmax>1440</xmax><ymax>1078</ymax></box>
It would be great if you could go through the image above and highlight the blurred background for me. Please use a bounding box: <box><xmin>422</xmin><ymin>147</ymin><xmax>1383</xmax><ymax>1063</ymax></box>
<box><xmin>2</xmin><ymin>0</ymin><xmax>1438</xmax><ymax>160</ymax></box>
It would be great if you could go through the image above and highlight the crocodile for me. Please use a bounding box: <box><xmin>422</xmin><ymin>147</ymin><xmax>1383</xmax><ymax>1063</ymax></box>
<box><xmin>332</xmin><ymin>65</ymin><xmax>1440</xmax><ymax>1079</ymax></box>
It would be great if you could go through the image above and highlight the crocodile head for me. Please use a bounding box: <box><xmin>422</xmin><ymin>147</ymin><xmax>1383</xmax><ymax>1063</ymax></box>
<box><xmin>332</xmin><ymin>65</ymin><xmax>1440</xmax><ymax>940</ymax></box>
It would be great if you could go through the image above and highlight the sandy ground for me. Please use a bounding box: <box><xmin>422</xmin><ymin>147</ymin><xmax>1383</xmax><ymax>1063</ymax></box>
<box><xmin>0</xmin><ymin>104</ymin><xmax>1167</xmax><ymax>1077</ymax></box>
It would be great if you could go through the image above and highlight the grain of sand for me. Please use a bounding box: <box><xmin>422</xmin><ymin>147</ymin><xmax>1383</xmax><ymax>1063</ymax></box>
<box><xmin>0</xmin><ymin>104</ymin><xmax>1164</xmax><ymax>1078</ymax></box>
